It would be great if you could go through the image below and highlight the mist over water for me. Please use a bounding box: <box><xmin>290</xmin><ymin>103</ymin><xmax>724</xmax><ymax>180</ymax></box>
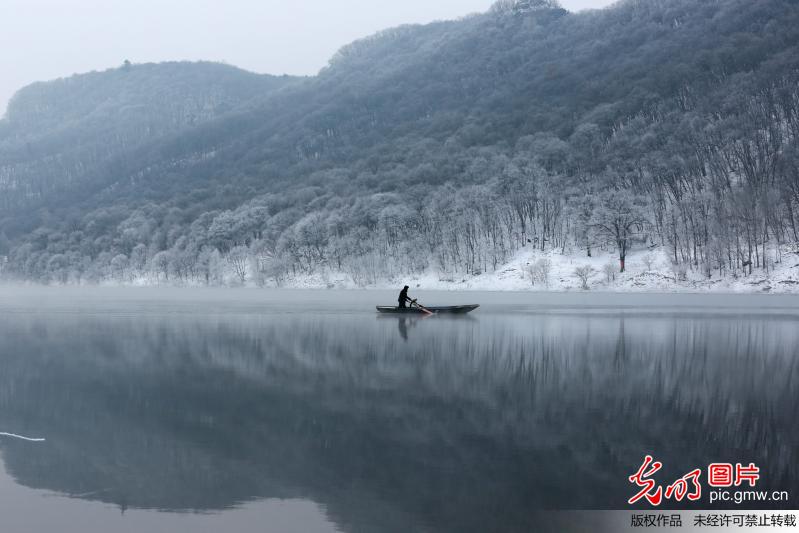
<box><xmin>0</xmin><ymin>288</ymin><xmax>797</xmax><ymax>532</ymax></box>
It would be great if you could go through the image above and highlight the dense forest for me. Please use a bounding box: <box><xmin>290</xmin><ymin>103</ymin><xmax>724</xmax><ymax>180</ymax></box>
<box><xmin>1</xmin><ymin>0</ymin><xmax>798</xmax><ymax>286</ymax></box>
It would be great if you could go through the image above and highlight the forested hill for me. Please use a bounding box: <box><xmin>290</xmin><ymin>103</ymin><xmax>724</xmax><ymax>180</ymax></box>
<box><xmin>0</xmin><ymin>62</ymin><xmax>296</xmax><ymax>218</ymax></box>
<box><xmin>1</xmin><ymin>0</ymin><xmax>798</xmax><ymax>287</ymax></box>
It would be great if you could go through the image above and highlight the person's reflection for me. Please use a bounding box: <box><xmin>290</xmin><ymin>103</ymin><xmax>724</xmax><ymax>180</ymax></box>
<box><xmin>399</xmin><ymin>317</ymin><xmax>409</xmax><ymax>341</ymax></box>
<box><xmin>399</xmin><ymin>317</ymin><xmax>415</xmax><ymax>342</ymax></box>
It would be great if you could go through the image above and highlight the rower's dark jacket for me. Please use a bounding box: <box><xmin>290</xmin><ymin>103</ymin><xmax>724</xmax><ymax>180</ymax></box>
<box><xmin>398</xmin><ymin>287</ymin><xmax>410</xmax><ymax>308</ymax></box>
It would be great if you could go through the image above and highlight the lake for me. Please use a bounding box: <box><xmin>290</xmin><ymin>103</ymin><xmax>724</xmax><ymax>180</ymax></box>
<box><xmin>0</xmin><ymin>287</ymin><xmax>797</xmax><ymax>532</ymax></box>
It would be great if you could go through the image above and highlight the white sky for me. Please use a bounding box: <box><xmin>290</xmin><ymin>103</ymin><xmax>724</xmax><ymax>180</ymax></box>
<box><xmin>0</xmin><ymin>0</ymin><xmax>615</xmax><ymax>116</ymax></box>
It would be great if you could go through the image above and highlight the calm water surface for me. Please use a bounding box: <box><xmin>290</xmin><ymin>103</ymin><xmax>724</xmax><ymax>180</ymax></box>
<box><xmin>0</xmin><ymin>287</ymin><xmax>797</xmax><ymax>532</ymax></box>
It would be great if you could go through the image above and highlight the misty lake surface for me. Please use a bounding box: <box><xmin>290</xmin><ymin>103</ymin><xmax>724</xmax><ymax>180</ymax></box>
<box><xmin>0</xmin><ymin>287</ymin><xmax>798</xmax><ymax>532</ymax></box>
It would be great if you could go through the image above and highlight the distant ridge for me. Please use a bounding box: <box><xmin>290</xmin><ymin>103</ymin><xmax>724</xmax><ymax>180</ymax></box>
<box><xmin>490</xmin><ymin>0</ymin><xmax>566</xmax><ymax>14</ymax></box>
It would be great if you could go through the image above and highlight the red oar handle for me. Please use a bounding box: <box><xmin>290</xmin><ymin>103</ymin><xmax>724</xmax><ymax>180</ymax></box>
<box><xmin>413</xmin><ymin>300</ymin><xmax>434</xmax><ymax>316</ymax></box>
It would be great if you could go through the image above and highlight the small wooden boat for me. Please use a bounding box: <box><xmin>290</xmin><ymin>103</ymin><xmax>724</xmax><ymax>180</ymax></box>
<box><xmin>376</xmin><ymin>304</ymin><xmax>479</xmax><ymax>315</ymax></box>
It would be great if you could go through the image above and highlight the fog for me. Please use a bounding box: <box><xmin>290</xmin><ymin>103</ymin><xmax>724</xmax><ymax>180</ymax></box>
<box><xmin>0</xmin><ymin>0</ymin><xmax>615</xmax><ymax>116</ymax></box>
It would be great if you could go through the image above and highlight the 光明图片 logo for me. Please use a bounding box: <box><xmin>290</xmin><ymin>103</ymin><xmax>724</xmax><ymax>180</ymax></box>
<box><xmin>627</xmin><ymin>455</ymin><xmax>785</xmax><ymax>506</ymax></box>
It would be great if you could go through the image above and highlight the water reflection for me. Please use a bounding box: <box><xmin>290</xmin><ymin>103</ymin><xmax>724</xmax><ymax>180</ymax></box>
<box><xmin>398</xmin><ymin>317</ymin><xmax>410</xmax><ymax>341</ymax></box>
<box><xmin>0</xmin><ymin>307</ymin><xmax>797</xmax><ymax>532</ymax></box>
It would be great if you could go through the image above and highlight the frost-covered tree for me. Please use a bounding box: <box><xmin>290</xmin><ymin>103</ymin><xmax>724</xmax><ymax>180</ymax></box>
<box><xmin>228</xmin><ymin>245</ymin><xmax>249</xmax><ymax>284</ymax></box>
<box><xmin>151</xmin><ymin>251</ymin><xmax>172</xmax><ymax>282</ymax></box>
<box><xmin>528</xmin><ymin>258</ymin><xmax>552</xmax><ymax>287</ymax></box>
<box><xmin>591</xmin><ymin>191</ymin><xmax>649</xmax><ymax>272</ymax></box>
<box><xmin>573</xmin><ymin>265</ymin><xmax>594</xmax><ymax>290</ymax></box>
<box><xmin>602</xmin><ymin>262</ymin><xmax>616</xmax><ymax>283</ymax></box>
<box><xmin>110</xmin><ymin>254</ymin><xmax>129</xmax><ymax>282</ymax></box>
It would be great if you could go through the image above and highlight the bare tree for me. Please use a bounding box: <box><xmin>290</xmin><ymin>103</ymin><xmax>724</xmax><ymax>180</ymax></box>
<box><xmin>602</xmin><ymin>262</ymin><xmax>616</xmax><ymax>283</ymax></box>
<box><xmin>642</xmin><ymin>253</ymin><xmax>655</xmax><ymax>272</ymax></box>
<box><xmin>228</xmin><ymin>245</ymin><xmax>249</xmax><ymax>284</ymax></box>
<box><xmin>151</xmin><ymin>251</ymin><xmax>172</xmax><ymax>282</ymax></box>
<box><xmin>528</xmin><ymin>258</ymin><xmax>553</xmax><ymax>287</ymax></box>
<box><xmin>110</xmin><ymin>254</ymin><xmax>129</xmax><ymax>282</ymax></box>
<box><xmin>591</xmin><ymin>190</ymin><xmax>649</xmax><ymax>273</ymax></box>
<box><xmin>573</xmin><ymin>265</ymin><xmax>595</xmax><ymax>290</ymax></box>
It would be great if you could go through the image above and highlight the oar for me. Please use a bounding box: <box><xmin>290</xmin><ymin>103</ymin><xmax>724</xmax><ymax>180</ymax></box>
<box><xmin>411</xmin><ymin>299</ymin><xmax>434</xmax><ymax>316</ymax></box>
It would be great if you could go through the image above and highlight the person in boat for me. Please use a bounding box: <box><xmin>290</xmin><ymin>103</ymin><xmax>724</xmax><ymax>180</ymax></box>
<box><xmin>398</xmin><ymin>286</ymin><xmax>412</xmax><ymax>309</ymax></box>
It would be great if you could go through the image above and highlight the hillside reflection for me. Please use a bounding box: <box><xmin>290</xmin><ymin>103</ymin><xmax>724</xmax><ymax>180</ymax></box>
<box><xmin>0</xmin><ymin>310</ymin><xmax>797</xmax><ymax>532</ymax></box>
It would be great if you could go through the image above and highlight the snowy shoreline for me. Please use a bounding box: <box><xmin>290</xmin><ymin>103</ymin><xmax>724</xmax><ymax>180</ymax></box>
<box><xmin>265</xmin><ymin>246</ymin><xmax>799</xmax><ymax>294</ymax></box>
<box><xmin>3</xmin><ymin>247</ymin><xmax>798</xmax><ymax>295</ymax></box>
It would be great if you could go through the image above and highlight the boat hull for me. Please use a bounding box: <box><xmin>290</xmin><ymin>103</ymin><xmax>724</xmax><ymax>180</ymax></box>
<box><xmin>376</xmin><ymin>305</ymin><xmax>479</xmax><ymax>315</ymax></box>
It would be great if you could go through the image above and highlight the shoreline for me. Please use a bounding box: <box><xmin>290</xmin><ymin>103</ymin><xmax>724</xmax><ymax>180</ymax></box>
<box><xmin>2</xmin><ymin>281</ymin><xmax>799</xmax><ymax>296</ymax></box>
<box><xmin>3</xmin><ymin>247</ymin><xmax>797</xmax><ymax>295</ymax></box>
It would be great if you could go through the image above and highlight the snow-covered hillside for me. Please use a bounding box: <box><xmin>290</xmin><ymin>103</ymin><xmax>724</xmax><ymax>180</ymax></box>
<box><xmin>275</xmin><ymin>245</ymin><xmax>799</xmax><ymax>293</ymax></box>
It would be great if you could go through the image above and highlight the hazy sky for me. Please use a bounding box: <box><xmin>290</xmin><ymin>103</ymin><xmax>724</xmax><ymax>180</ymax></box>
<box><xmin>0</xmin><ymin>0</ymin><xmax>614</xmax><ymax>116</ymax></box>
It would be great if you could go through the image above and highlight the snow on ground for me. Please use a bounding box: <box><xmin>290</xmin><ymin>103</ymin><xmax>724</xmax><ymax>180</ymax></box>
<box><xmin>279</xmin><ymin>245</ymin><xmax>799</xmax><ymax>294</ymax></box>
